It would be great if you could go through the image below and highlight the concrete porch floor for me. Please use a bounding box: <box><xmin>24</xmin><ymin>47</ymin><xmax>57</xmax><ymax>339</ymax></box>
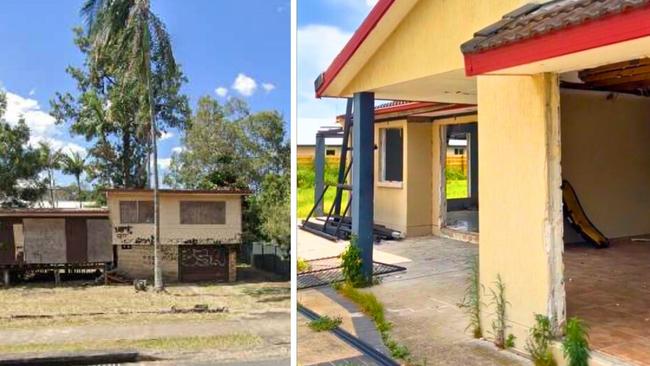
<box><xmin>565</xmin><ymin>237</ymin><xmax>650</xmax><ymax>365</ymax></box>
<box><xmin>446</xmin><ymin>209</ymin><xmax>479</xmax><ymax>233</ymax></box>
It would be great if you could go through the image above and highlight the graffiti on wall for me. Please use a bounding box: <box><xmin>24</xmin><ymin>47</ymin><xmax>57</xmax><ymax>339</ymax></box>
<box><xmin>180</xmin><ymin>247</ymin><xmax>226</xmax><ymax>268</ymax></box>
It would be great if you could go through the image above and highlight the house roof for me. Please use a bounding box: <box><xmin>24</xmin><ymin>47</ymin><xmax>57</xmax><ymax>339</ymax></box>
<box><xmin>462</xmin><ymin>0</ymin><xmax>650</xmax><ymax>75</ymax></box>
<box><xmin>334</xmin><ymin>101</ymin><xmax>475</xmax><ymax>122</ymax></box>
<box><xmin>462</xmin><ymin>0</ymin><xmax>650</xmax><ymax>54</ymax></box>
<box><xmin>0</xmin><ymin>208</ymin><xmax>109</xmax><ymax>218</ymax></box>
<box><xmin>104</xmin><ymin>188</ymin><xmax>251</xmax><ymax>195</ymax></box>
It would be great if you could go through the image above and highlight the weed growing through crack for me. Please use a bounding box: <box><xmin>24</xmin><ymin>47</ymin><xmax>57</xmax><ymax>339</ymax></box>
<box><xmin>457</xmin><ymin>256</ymin><xmax>483</xmax><ymax>338</ymax></box>
<box><xmin>308</xmin><ymin>315</ymin><xmax>342</xmax><ymax>332</ymax></box>
<box><xmin>340</xmin><ymin>236</ymin><xmax>367</xmax><ymax>287</ymax></box>
<box><xmin>335</xmin><ymin>282</ymin><xmax>410</xmax><ymax>361</ymax></box>
<box><xmin>562</xmin><ymin>317</ymin><xmax>590</xmax><ymax>366</ymax></box>
<box><xmin>525</xmin><ymin>314</ymin><xmax>557</xmax><ymax>366</ymax></box>
<box><xmin>488</xmin><ymin>274</ymin><xmax>510</xmax><ymax>349</ymax></box>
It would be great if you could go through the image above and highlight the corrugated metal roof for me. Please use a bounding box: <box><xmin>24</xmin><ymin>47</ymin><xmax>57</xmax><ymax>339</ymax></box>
<box><xmin>462</xmin><ymin>0</ymin><xmax>650</xmax><ymax>54</ymax></box>
<box><xmin>0</xmin><ymin>208</ymin><xmax>109</xmax><ymax>217</ymax></box>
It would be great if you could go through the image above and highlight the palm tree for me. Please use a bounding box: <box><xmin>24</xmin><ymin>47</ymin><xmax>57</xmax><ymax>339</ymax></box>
<box><xmin>62</xmin><ymin>152</ymin><xmax>86</xmax><ymax>208</ymax></box>
<box><xmin>38</xmin><ymin>141</ymin><xmax>62</xmax><ymax>208</ymax></box>
<box><xmin>81</xmin><ymin>0</ymin><xmax>179</xmax><ymax>291</ymax></box>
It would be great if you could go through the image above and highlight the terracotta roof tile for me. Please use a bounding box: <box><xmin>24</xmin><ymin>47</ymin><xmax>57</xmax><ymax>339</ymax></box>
<box><xmin>462</xmin><ymin>0</ymin><xmax>650</xmax><ymax>54</ymax></box>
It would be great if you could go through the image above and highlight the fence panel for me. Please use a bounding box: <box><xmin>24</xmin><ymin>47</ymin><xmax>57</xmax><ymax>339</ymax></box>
<box><xmin>239</xmin><ymin>242</ymin><xmax>289</xmax><ymax>279</ymax></box>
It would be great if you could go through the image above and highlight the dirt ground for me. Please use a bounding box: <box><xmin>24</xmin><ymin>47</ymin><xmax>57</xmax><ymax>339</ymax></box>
<box><xmin>0</xmin><ymin>268</ymin><xmax>290</xmax><ymax>364</ymax></box>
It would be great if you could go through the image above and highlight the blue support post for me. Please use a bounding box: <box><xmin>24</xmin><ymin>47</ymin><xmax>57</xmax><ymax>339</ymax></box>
<box><xmin>314</xmin><ymin>133</ymin><xmax>325</xmax><ymax>216</ymax></box>
<box><xmin>351</xmin><ymin>92</ymin><xmax>374</xmax><ymax>281</ymax></box>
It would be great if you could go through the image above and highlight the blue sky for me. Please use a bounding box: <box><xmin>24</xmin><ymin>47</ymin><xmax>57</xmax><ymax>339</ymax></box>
<box><xmin>0</xmin><ymin>0</ymin><xmax>290</xmax><ymax>186</ymax></box>
<box><xmin>296</xmin><ymin>0</ymin><xmax>376</xmax><ymax>145</ymax></box>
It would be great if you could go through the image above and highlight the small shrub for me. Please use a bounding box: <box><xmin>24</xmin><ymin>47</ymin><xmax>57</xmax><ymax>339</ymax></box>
<box><xmin>297</xmin><ymin>257</ymin><xmax>311</xmax><ymax>272</ymax></box>
<box><xmin>506</xmin><ymin>334</ymin><xmax>516</xmax><ymax>349</ymax></box>
<box><xmin>562</xmin><ymin>317</ymin><xmax>590</xmax><ymax>366</ymax></box>
<box><xmin>457</xmin><ymin>256</ymin><xmax>483</xmax><ymax>338</ymax></box>
<box><xmin>488</xmin><ymin>274</ymin><xmax>510</xmax><ymax>349</ymax></box>
<box><xmin>308</xmin><ymin>315</ymin><xmax>342</xmax><ymax>332</ymax></box>
<box><xmin>340</xmin><ymin>236</ymin><xmax>366</xmax><ymax>287</ymax></box>
<box><xmin>526</xmin><ymin>314</ymin><xmax>557</xmax><ymax>366</ymax></box>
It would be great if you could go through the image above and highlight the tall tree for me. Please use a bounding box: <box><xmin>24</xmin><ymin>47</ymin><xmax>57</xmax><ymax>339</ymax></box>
<box><xmin>0</xmin><ymin>92</ymin><xmax>47</xmax><ymax>207</ymax></box>
<box><xmin>77</xmin><ymin>0</ymin><xmax>188</xmax><ymax>291</ymax></box>
<box><xmin>166</xmin><ymin>96</ymin><xmax>290</xmax><ymax>247</ymax></box>
<box><xmin>62</xmin><ymin>152</ymin><xmax>86</xmax><ymax>208</ymax></box>
<box><xmin>38</xmin><ymin>142</ymin><xmax>63</xmax><ymax>208</ymax></box>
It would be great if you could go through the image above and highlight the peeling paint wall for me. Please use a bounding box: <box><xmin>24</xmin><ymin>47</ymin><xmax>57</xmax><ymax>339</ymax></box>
<box><xmin>477</xmin><ymin>73</ymin><xmax>564</xmax><ymax>349</ymax></box>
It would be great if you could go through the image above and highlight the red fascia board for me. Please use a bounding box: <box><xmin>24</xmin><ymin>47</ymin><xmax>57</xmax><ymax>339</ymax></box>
<box><xmin>464</xmin><ymin>5</ymin><xmax>650</xmax><ymax>76</ymax></box>
<box><xmin>315</xmin><ymin>0</ymin><xmax>396</xmax><ymax>97</ymax></box>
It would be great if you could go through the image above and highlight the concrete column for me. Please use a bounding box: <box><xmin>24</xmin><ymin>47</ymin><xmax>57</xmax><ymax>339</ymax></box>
<box><xmin>477</xmin><ymin>73</ymin><xmax>564</xmax><ymax>345</ymax></box>
<box><xmin>314</xmin><ymin>133</ymin><xmax>326</xmax><ymax>216</ymax></box>
<box><xmin>3</xmin><ymin>269</ymin><xmax>9</xmax><ymax>287</ymax></box>
<box><xmin>352</xmin><ymin>92</ymin><xmax>375</xmax><ymax>281</ymax></box>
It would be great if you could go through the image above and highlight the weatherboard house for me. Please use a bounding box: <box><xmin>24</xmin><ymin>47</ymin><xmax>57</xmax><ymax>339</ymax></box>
<box><xmin>311</xmin><ymin>0</ymin><xmax>650</xmax><ymax>364</ymax></box>
<box><xmin>106</xmin><ymin>188</ymin><xmax>249</xmax><ymax>282</ymax></box>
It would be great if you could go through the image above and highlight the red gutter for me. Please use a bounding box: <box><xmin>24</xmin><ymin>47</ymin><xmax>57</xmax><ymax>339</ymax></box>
<box><xmin>464</xmin><ymin>5</ymin><xmax>650</xmax><ymax>76</ymax></box>
<box><xmin>315</xmin><ymin>0</ymin><xmax>395</xmax><ymax>97</ymax></box>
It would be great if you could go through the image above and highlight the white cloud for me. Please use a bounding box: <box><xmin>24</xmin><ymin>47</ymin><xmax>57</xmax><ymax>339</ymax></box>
<box><xmin>297</xmin><ymin>25</ymin><xmax>351</xmax><ymax>144</ymax></box>
<box><xmin>28</xmin><ymin>136</ymin><xmax>87</xmax><ymax>156</ymax></box>
<box><xmin>232</xmin><ymin>73</ymin><xmax>257</xmax><ymax>97</ymax></box>
<box><xmin>159</xmin><ymin>131</ymin><xmax>174</xmax><ymax>140</ymax></box>
<box><xmin>157</xmin><ymin>158</ymin><xmax>172</xmax><ymax>170</ymax></box>
<box><xmin>366</xmin><ymin>0</ymin><xmax>378</xmax><ymax>7</ymax></box>
<box><xmin>171</xmin><ymin>146</ymin><xmax>185</xmax><ymax>154</ymax></box>
<box><xmin>28</xmin><ymin>88</ymin><xmax>36</xmax><ymax>96</ymax></box>
<box><xmin>214</xmin><ymin>86</ymin><xmax>228</xmax><ymax>97</ymax></box>
<box><xmin>262</xmin><ymin>83</ymin><xmax>276</xmax><ymax>93</ymax></box>
<box><xmin>4</xmin><ymin>91</ymin><xmax>57</xmax><ymax>137</ymax></box>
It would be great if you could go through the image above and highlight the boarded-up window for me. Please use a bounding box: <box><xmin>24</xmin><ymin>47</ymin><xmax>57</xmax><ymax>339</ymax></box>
<box><xmin>379</xmin><ymin>128</ymin><xmax>403</xmax><ymax>182</ymax></box>
<box><xmin>180</xmin><ymin>201</ymin><xmax>226</xmax><ymax>225</ymax></box>
<box><xmin>120</xmin><ymin>201</ymin><xmax>154</xmax><ymax>224</ymax></box>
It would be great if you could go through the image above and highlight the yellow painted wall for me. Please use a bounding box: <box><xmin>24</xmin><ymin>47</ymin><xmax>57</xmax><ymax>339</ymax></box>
<box><xmin>374</xmin><ymin>120</ymin><xmax>408</xmax><ymax>233</ymax></box>
<box><xmin>477</xmin><ymin>73</ymin><xmax>564</xmax><ymax>349</ymax></box>
<box><xmin>561</xmin><ymin>90</ymin><xmax>650</xmax><ymax>239</ymax></box>
<box><xmin>107</xmin><ymin>192</ymin><xmax>244</xmax><ymax>245</ymax></box>
<box><xmin>407</xmin><ymin>122</ymin><xmax>433</xmax><ymax>236</ymax></box>
<box><xmin>343</xmin><ymin>0</ymin><xmax>526</xmax><ymax>95</ymax></box>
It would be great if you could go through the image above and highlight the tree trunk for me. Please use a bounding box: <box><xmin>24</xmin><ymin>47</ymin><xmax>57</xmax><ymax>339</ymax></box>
<box><xmin>123</xmin><ymin>128</ymin><xmax>131</xmax><ymax>188</ymax></box>
<box><xmin>144</xmin><ymin>13</ymin><xmax>163</xmax><ymax>291</ymax></box>
<box><xmin>76</xmin><ymin>175</ymin><xmax>82</xmax><ymax>208</ymax></box>
<box><xmin>48</xmin><ymin>170</ymin><xmax>56</xmax><ymax>208</ymax></box>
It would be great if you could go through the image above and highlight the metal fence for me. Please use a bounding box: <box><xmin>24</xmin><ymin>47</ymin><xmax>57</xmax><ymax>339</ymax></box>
<box><xmin>239</xmin><ymin>242</ymin><xmax>290</xmax><ymax>279</ymax></box>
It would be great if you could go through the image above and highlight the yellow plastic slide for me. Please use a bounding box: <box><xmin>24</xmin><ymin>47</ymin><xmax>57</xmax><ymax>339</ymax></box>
<box><xmin>562</xmin><ymin>180</ymin><xmax>609</xmax><ymax>248</ymax></box>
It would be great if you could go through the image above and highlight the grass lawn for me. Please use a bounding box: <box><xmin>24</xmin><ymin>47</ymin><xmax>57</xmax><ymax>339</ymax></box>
<box><xmin>446</xmin><ymin>179</ymin><xmax>468</xmax><ymax>199</ymax></box>
<box><xmin>0</xmin><ymin>281</ymin><xmax>289</xmax><ymax>330</ymax></box>
<box><xmin>297</xmin><ymin>159</ymin><xmax>348</xmax><ymax>218</ymax></box>
<box><xmin>297</xmin><ymin>185</ymin><xmax>349</xmax><ymax>219</ymax></box>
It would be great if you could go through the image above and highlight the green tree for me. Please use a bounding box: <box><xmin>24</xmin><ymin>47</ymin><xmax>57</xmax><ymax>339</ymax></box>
<box><xmin>166</xmin><ymin>96</ymin><xmax>290</xmax><ymax>246</ymax></box>
<box><xmin>75</xmin><ymin>0</ymin><xmax>189</xmax><ymax>291</ymax></box>
<box><xmin>38</xmin><ymin>141</ymin><xmax>63</xmax><ymax>208</ymax></box>
<box><xmin>0</xmin><ymin>92</ymin><xmax>46</xmax><ymax>207</ymax></box>
<box><xmin>62</xmin><ymin>152</ymin><xmax>87</xmax><ymax>208</ymax></box>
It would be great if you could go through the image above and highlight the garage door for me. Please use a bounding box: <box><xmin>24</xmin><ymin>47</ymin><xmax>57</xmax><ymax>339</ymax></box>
<box><xmin>179</xmin><ymin>245</ymin><xmax>228</xmax><ymax>282</ymax></box>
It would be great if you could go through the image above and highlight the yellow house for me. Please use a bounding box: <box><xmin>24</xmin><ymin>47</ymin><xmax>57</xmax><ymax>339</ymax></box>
<box><xmin>313</xmin><ymin>0</ymin><xmax>650</xmax><ymax>364</ymax></box>
<box><xmin>106</xmin><ymin>189</ymin><xmax>249</xmax><ymax>282</ymax></box>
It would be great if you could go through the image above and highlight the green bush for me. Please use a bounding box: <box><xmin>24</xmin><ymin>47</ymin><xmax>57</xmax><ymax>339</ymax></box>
<box><xmin>526</xmin><ymin>314</ymin><xmax>557</xmax><ymax>366</ymax></box>
<box><xmin>297</xmin><ymin>257</ymin><xmax>311</xmax><ymax>272</ymax></box>
<box><xmin>563</xmin><ymin>317</ymin><xmax>590</xmax><ymax>366</ymax></box>
<box><xmin>446</xmin><ymin>167</ymin><xmax>467</xmax><ymax>181</ymax></box>
<box><xmin>340</xmin><ymin>236</ymin><xmax>367</xmax><ymax>287</ymax></box>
